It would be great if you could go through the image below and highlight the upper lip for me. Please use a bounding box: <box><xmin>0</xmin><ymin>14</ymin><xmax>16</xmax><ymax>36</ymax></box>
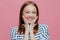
<box><xmin>28</xmin><ymin>17</ymin><xmax>34</xmax><ymax>19</ymax></box>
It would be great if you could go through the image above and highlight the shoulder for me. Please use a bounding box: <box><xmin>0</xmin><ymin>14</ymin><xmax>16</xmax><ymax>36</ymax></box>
<box><xmin>37</xmin><ymin>24</ymin><xmax>49</xmax><ymax>40</ymax></box>
<box><xmin>10</xmin><ymin>26</ymin><xmax>18</xmax><ymax>32</ymax></box>
<box><xmin>10</xmin><ymin>26</ymin><xmax>18</xmax><ymax>35</ymax></box>
<box><xmin>38</xmin><ymin>24</ymin><xmax>48</xmax><ymax>30</ymax></box>
<box><xmin>38</xmin><ymin>24</ymin><xmax>48</xmax><ymax>33</ymax></box>
<box><xmin>10</xmin><ymin>26</ymin><xmax>24</xmax><ymax>39</ymax></box>
<box><xmin>10</xmin><ymin>26</ymin><xmax>18</xmax><ymax>38</ymax></box>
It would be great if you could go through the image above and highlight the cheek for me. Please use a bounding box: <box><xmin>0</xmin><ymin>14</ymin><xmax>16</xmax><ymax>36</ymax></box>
<box><xmin>23</xmin><ymin>13</ymin><xmax>28</xmax><ymax>17</ymax></box>
<box><xmin>33</xmin><ymin>14</ymin><xmax>37</xmax><ymax>17</ymax></box>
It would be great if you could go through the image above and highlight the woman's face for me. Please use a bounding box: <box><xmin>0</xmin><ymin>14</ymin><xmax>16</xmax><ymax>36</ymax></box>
<box><xmin>22</xmin><ymin>4</ymin><xmax>37</xmax><ymax>24</ymax></box>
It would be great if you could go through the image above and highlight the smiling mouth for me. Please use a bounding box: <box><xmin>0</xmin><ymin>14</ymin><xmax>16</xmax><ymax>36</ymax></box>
<box><xmin>26</xmin><ymin>17</ymin><xmax>34</xmax><ymax>21</ymax></box>
<box><xmin>28</xmin><ymin>18</ymin><xmax>33</xmax><ymax>21</ymax></box>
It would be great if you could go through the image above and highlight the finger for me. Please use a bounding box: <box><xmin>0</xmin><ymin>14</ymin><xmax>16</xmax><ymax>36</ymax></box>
<box><xmin>22</xmin><ymin>24</ymin><xmax>25</xmax><ymax>27</ymax></box>
<box><xmin>33</xmin><ymin>16</ymin><xmax>38</xmax><ymax>23</ymax></box>
<box><xmin>33</xmin><ymin>24</ymin><xmax>37</xmax><ymax>27</ymax></box>
<box><xmin>22</xmin><ymin>24</ymin><xmax>29</xmax><ymax>27</ymax></box>
<box><xmin>22</xmin><ymin>16</ymin><xmax>28</xmax><ymax>24</ymax></box>
<box><xmin>35</xmin><ymin>24</ymin><xmax>37</xmax><ymax>26</ymax></box>
<box><xmin>30</xmin><ymin>24</ymin><xmax>37</xmax><ymax>30</ymax></box>
<box><xmin>31</xmin><ymin>24</ymin><xmax>37</xmax><ymax>27</ymax></box>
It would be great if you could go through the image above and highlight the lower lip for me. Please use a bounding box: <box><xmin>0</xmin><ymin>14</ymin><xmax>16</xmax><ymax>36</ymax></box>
<box><xmin>28</xmin><ymin>19</ymin><xmax>33</xmax><ymax>21</ymax></box>
<box><xmin>27</xmin><ymin>18</ymin><xmax>33</xmax><ymax>21</ymax></box>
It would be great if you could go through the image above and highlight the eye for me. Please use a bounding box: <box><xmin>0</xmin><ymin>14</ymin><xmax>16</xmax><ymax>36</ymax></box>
<box><xmin>25</xmin><ymin>11</ymin><xmax>29</xmax><ymax>13</ymax></box>
<box><xmin>32</xmin><ymin>12</ymin><xmax>37</xmax><ymax>14</ymax></box>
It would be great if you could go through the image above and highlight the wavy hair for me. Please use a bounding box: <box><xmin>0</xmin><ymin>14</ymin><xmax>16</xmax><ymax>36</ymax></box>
<box><xmin>18</xmin><ymin>1</ymin><xmax>39</xmax><ymax>34</ymax></box>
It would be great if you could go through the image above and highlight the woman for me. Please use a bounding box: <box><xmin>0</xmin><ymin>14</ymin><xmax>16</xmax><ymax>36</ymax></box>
<box><xmin>10</xmin><ymin>1</ymin><xmax>50</xmax><ymax>40</ymax></box>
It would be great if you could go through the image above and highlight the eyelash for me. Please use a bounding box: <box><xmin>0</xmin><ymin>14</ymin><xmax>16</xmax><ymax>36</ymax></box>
<box><xmin>25</xmin><ymin>12</ymin><xmax>37</xmax><ymax>14</ymax></box>
<box><xmin>25</xmin><ymin>12</ymin><xmax>29</xmax><ymax>13</ymax></box>
<box><xmin>32</xmin><ymin>12</ymin><xmax>36</xmax><ymax>14</ymax></box>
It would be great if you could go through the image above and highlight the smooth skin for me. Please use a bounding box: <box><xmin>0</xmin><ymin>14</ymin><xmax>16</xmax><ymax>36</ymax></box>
<box><xmin>22</xmin><ymin>4</ymin><xmax>38</xmax><ymax>40</ymax></box>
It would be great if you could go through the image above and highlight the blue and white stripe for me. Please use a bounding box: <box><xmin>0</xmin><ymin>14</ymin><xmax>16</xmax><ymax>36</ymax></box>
<box><xmin>10</xmin><ymin>24</ymin><xmax>50</xmax><ymax>40</ymax></box>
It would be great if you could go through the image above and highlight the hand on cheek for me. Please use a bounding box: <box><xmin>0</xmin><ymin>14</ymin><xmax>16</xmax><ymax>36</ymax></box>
<box><xmin>22</xmin><ymin>16</ymin><xmax>38</xmax><ymax>32</ymax></box>
<box><xmin>22</xmin><ymin>16</ymin><xmax>29</xmax><ymax>31</ymax></box>
<box><xmin>29</xmin><ymin>16</ymin><xmax>38</xmax><ymax>30</ymax></box>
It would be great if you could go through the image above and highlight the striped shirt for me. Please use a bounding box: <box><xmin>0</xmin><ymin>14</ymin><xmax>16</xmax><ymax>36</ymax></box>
<box><xmin>10</xmin><ymin>24</ymin><xmax>50</xmax><ymax>40</ymax></box>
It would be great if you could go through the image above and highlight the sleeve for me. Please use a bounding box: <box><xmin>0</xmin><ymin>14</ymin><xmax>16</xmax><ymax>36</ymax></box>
<box><xmin>42</xmin><ymin>24</ymin><xmax>50</xmax><ymax>40</ymax></box>
<box><xmin>38</xmin><ymin>24</ymin><xmax>50</xmax><ymax>40</ymax></box>
<box><xmin>10</xmin><ymin>27</ymin><xmax>17</xmax><ymax>40</ymax></box>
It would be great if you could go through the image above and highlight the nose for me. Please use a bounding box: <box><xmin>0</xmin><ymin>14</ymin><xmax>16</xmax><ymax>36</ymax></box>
<box><xmin>28</xmin><ymin>14</ymin><xmax>34</xmax><ymax>19</ymax></box>
<box><xmin>29</xmin><ymin>13</ymin><xmax>33</xmax><ymax>17</ymax></box>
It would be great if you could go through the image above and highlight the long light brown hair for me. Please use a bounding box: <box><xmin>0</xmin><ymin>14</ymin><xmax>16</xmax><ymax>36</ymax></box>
<box><xmin>18</xmin><ymin>1</ymin><xmax>39</xmax><ymax>34</ymax></box>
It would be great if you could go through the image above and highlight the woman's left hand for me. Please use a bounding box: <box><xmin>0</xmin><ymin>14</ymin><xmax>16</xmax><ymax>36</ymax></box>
<box><xmin>29</xmin><ymin>16</ymin><xmax>38</xmax><ymax>31</ymax></box>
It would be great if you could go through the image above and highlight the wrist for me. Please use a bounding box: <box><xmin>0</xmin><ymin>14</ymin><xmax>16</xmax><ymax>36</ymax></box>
<box><xmin>30</xmin><ymin>29</ymin><xmax>33</xmax><ymax>33</ymax></box>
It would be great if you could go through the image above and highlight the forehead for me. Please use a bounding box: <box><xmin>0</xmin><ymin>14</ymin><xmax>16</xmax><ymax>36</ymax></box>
<box><xmin>23</xmin><ymin>4</ymin><xmax>37</xmax><ymax>11</ymax></box>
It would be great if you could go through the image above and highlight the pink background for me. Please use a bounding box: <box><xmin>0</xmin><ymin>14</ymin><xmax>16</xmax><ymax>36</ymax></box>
<box><xmin>0</xmin><ymin>0</ymin><xmax>60</xmax><ymax>40</ymax></box>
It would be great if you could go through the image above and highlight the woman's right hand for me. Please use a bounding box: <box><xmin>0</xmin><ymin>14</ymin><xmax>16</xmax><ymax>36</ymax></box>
<box><xmin>22</xmin><ymin>16</ymin><xmax>30</xmax><ymax>40</ymax></box>
<box><xmin>22</xmin><ymin>16</ymin><xmax>29</xmax><ymax>32</ymax></box>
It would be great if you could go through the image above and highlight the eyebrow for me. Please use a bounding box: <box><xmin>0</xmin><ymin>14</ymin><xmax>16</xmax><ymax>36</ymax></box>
<box><xmin>24</xmin><ymin>10</ymin><xmax>37</xmax><ymax>12</ymax></box>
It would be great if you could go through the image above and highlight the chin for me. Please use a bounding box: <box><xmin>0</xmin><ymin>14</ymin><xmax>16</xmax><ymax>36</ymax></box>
<box><xmin>28</xmin><ymin>22</ymin><xmax>31</xmax><ymax>24</ymax></box>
